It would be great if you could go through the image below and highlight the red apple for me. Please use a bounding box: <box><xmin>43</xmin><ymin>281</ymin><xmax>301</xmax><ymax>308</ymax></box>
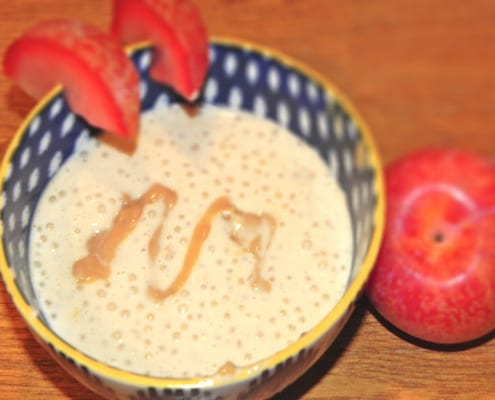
<box><xmin>111</xmin><ymin>0</ymin><xmax>209</xmax><ymax>101</ymax></box>
<box><xmin>366</xmin><ymin>148</ymin><xmax>495</xmax><ymax>344</ymax></box>
<box><xmin>3</xmin><ymin>20</ymin><xmax>140</xmax><ymax>138</ymax></box>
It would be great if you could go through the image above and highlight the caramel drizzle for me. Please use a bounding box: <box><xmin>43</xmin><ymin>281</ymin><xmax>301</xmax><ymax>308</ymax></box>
<box><xmin>149</xmin><ymin>196</ymin><xmax>276</xmax><ymax>300</ymax></box>
<box><xmin>72</xmin><ymin>184</ymin><xmax>177</xmax><ymax>283</ymax></box>
<box><xmin>74</xmin><ymin>188</ymin><xmax>276</xmax><ymax>301</ymax></box>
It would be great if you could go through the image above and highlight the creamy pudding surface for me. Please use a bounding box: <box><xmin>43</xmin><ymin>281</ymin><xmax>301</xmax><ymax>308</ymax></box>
<box><xmin>30</xmin><ymin>104</ymin><xmax>353</xmax><ymax>378</ymax></box>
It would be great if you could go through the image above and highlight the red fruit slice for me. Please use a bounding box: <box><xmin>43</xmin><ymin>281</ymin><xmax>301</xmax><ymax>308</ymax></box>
<box><xmin>111</xmin><ymin>0</ymin><xmax>208</xmax><ymax>101</ymax></box>
<box><xmin>4</xmin><ymin>20</ymin><xmax>140</xmax><ymax>138</ymax></box>
<box><xmin>367</xmin><ymin>148</ymin><xmax>495</xmax><ymax>344</ymax></box>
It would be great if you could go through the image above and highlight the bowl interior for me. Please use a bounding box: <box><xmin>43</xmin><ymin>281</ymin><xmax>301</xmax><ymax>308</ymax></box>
<box><xmin>0</xmin><ymin>40</ymin><xmax>382</xmax><ymax>377</ymax></box>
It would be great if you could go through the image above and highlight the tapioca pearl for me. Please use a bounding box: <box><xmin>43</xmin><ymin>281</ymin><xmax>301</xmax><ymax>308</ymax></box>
<box><xmin>111</xmin><ymin>330</ymin><xmax>123</xmax><ymax>342</ymax></box>
<box><xmin>38</xmin><ymin>131</ymin><xmax>52</xmax><ymax>155</ymax></box>
<box><xmin>28</xmin><ymin>116</ymin><xmax>41</xmax><ymax>137</ymax></box>
<box><xmin>267</xmin><ymin>66</ymin><xmax>281</xmax><ymax>92</ymax></box>
<box><xmin>172</xmin><ymin>331</ymin><xmax>181</xmax><ymax>343</ymax></box>
<box><xmin>301</xmin><ymin>236</ymin><xmax>312</xmax><ymax>250</ymax></box>
<box><xmin>144</xmin><ymin>324</ymin><xmax>154</xmax><ymax>336</ymax></box>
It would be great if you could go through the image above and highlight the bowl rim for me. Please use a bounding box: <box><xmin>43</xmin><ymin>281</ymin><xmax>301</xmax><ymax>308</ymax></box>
<box><xmin>0</xmin><ymin>36</ymin><xmax>385</xmax><ymax>389</ymax></box>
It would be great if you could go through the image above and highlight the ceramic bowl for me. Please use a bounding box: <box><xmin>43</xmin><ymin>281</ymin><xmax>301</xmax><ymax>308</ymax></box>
<box><xmin>0</xmin><ymin>38</ymin><xmax>384</xmax><ymax>399</ymax></box>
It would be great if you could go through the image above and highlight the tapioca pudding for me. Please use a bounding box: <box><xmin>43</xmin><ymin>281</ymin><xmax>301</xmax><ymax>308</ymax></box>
<box><xmin>29</xmin><ymin>104</ymin><xmax>353</xmax><ymax>378</ymax></box>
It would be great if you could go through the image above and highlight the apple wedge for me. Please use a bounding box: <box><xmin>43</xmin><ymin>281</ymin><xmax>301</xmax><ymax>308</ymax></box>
<box><xmin>111</xmin><ymin>0</ymin><xmax>208</xmax><ymax>101</ymax></box>
<box><xmin>4</xmin><ymin>20</ymin><xmax>140</xmax><ymax>139</ymax></box>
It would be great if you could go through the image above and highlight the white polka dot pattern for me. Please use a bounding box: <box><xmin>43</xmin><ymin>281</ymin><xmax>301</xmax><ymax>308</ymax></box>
<box><xmin>28</xmin><ymin>116</ymin><xmax>41</xmax><ymax>137</ymax></box>
<box><xmin>224</xmin><ymin>52</ymin><xmax>238</xmax><ymax>77</ymax></box>
<box><xmin>204</xmin><ymin>78</ymin><xmax>218</xmax><ymax>102</ymax></box>
<box><xmin>38</xmin><ymin>131</ymin><xmax>52</xmax><ymax>155</ymax></box>
<box><xmin>140</xmin><ymin>81</ymin><xmax>148</xmax><ymax>101</ymax></box>
<box><xmin>49</xmin><ymin>98</ymin><xmax>63</xmax><ymax>119</ymax></box>
<box><xmin>277</xmin><ymin>101</ymin><xmax>290</xmax><ymax>127</ymax></box>
<box><xmin>268</xmin><ymin>67</ymin><xmax>281</xmax><ymax>92</ymax></box>
<box><xmin>138</xmin><ymin>51</ymin><xmax>152</xmax><ymax>71</ymax></box>
<box><xmin>246</xmin><ymin>60</ymin><xmax>259</xmax><ymax>84</ymax></box>
<box><xmin>28</xmin><ymin>168</ymin><xmax>40</xmax><ymax>192</ymax></box>
<box><xmin>61</xmin><ymin>113</ymin><xmax>75</xmax><ymax>138</ymax></box>
<box><xmin>253</xmin><ymin>95</ymin><xmax>267</xmax><ymax>117</ymax></box>
<box><xmin>288</xmin><ymin>73</ymin><xmax>300</xmax><ymax>97</ymax></box>
<box><xmin>20</xmin><ymin>148</ymin><xmax>31</xmax><ymax>169</ymax></box>
<box><xmin>228</xmin><ymin>86</ymin><xmax>243</xmax><ymax>109</ymax></box>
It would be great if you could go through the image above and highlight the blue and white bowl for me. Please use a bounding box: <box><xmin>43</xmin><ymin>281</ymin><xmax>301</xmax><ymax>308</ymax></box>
<box><xmin>0</xmin><ymin>39</ymin><xmax>384</xmax><ymax>399</ymax></box>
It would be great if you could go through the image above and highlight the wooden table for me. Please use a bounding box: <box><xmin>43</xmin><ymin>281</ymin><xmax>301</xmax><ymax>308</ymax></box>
<box><xmin>1</xmin><ymin>1</ymin><xmax>494</xmax><ymax>399</ymax></box>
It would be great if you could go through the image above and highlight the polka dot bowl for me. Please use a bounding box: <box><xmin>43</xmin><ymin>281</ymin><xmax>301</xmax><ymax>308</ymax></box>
<box><xmin>0</xmin><ymin>39</ymin><xmax>384</xmax><ymax>399</ymax></box>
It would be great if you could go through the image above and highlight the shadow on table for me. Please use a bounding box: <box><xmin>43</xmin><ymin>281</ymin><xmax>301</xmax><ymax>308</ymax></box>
<box><xmin>367</xmin><ymin>300</ymin><xmax>495</xmax><ymax>352</ymax></box>
<box><xmin>272</xmin><ymin>297</ymin><xmax>368</xmax><ymax>399</ymax></box>
<box><xmin>5</xmin><ymin>84</ymin><xmax>36</xmax><ymax>120</ymax></box>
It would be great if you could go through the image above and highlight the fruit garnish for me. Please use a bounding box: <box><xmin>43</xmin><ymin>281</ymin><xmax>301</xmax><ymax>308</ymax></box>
<box><xmin>366</xmin><ymin>148</ymin><xmax>495</xmax><ymax>345</ymax></box>
<box><xmin>111</xmin><ymin>0</ymin><xmax>209</xmax><ymax>101</ymax></box>
<box><xmin>4</xmin><ymin>19</ymin><xmax>140</xmax><ymax>138</ymax></box>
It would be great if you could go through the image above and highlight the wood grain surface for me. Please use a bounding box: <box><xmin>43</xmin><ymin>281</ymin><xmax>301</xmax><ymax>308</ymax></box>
<box><xmin>1</xmin><ymin>1</ymin><xmax>495</xmax><ymax>399</ymax></box>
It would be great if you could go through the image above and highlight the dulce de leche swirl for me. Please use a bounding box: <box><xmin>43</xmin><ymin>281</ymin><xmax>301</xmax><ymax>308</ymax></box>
<box><xmin>74</xmin><ymin>186</ymin><xmax>275</xmax><ymax>300</ymax></box>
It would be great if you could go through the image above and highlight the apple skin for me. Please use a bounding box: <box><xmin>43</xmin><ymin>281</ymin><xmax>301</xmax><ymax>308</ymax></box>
<box><xmin>366</xmin><ymin>148</ymin><xmax>495</xmax><ymax>344</ymax></box>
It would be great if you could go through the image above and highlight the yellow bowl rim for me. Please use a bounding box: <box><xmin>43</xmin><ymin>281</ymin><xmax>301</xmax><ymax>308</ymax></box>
<box><xmin>0</xmin><ymin>36</ymin><xmax>385</xmax><ymax>389</ymax></box>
